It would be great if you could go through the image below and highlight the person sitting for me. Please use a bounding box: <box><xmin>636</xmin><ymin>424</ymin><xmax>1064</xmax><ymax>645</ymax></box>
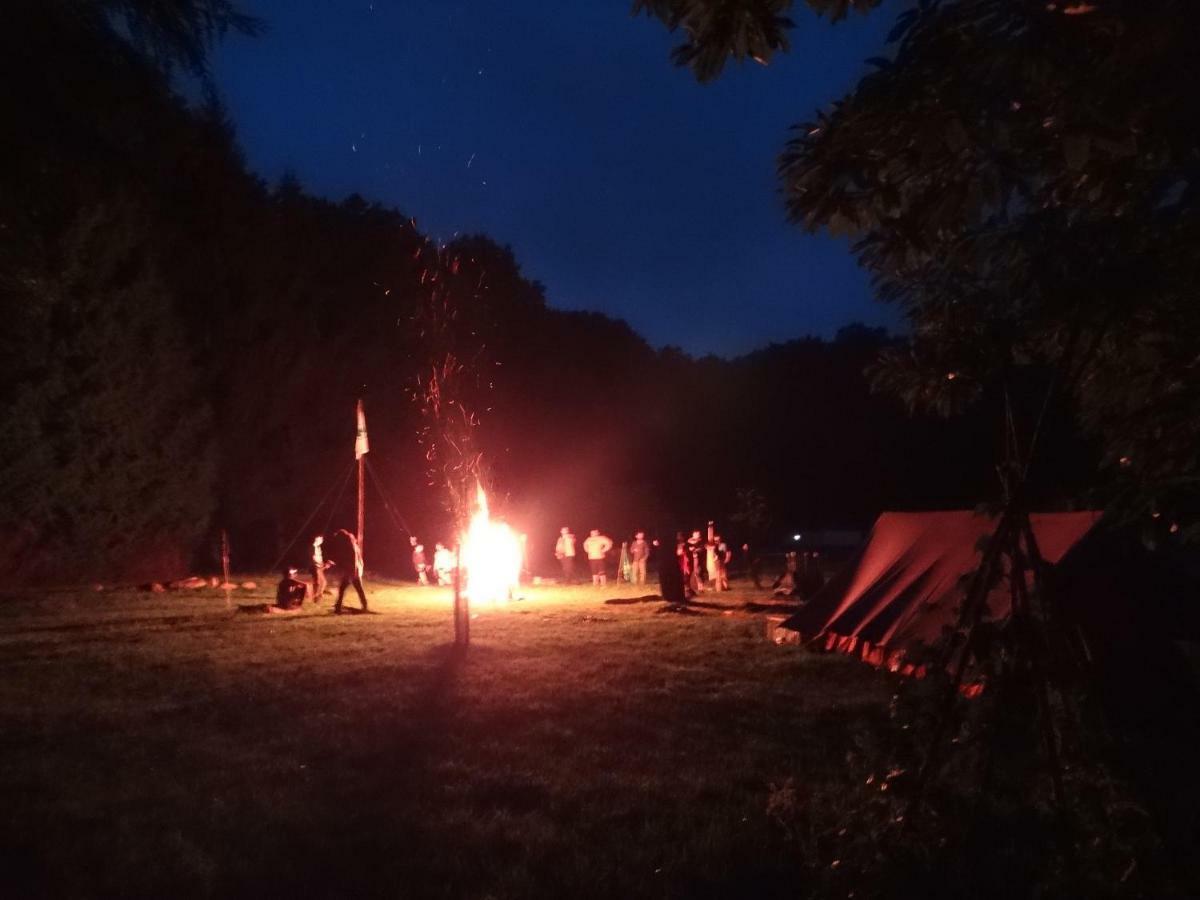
<box><xmin>773</xmin><ymin>551</ymin><xmax>799</xmax><ymax>597</ymax></box>
<box><xmin>275</xmin><ymin>567</ymin><xmax>307</xmax><ymax>610</ymax></box>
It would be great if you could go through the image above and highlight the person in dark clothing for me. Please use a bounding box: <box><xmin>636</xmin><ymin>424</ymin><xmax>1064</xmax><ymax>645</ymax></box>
<box><xmin>686</xmin><ymin>530</ymin><xmax>705</xmax><ymax>595</ymax></box>
<box><xmin>329</xmin><ymin>528</ymin><xmax>369</xmax><ymax>613</ymax></box>
<box><xmin>658</xmin><ymin>535</ymin><xmax>686</xmax><ymax>605</ymax></box>
<box><xmin>743</xmin><ymin>543</ymin><xmax>763</xmax><ymax>589</ymax></box>
<box><xmin>799</xmin><ymin>551</ymin><xmax>825</xmax><ymax>599</ymax></box>
<box><xmin>276</xmin><ymin>567</ymin><xmax>307</xmax><ymax>610</ymax></box>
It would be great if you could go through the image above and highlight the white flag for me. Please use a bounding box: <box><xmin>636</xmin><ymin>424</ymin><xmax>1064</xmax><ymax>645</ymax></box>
<box><xmin>355</xmin><ymin>399</ymin><xmax>370</xmax><ymax>459</ymax></box>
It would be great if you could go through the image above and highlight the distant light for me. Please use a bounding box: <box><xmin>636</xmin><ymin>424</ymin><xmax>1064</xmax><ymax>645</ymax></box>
<box><xmin>793</xmin><ymin>534</ymin><xmax>802</xmax><ymax>542</ymax></box>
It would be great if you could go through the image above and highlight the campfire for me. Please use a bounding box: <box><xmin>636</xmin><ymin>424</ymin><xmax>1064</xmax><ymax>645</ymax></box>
<box><xmin>460</xmin><ymin>483</ymin><xmax>521</xmax><ymax>604</ymax></box>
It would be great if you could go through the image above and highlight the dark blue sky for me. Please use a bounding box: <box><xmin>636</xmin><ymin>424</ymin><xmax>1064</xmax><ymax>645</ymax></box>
<box><xmin>213</xmin><ymin>1</ymin><xmax>901</xmax><ymax>357</ymax></box>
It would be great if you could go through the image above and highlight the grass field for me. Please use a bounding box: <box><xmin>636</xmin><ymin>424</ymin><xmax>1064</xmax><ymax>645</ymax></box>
<box><xmin>0</xmin><ymin>578</ymin><xmax>893</xmax><ymax>898</ymax></box>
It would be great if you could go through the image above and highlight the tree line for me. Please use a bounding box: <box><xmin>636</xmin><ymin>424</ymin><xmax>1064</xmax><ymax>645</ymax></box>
<box><xmin>1</xmin><ymin>2</ymin><xmax>1107</xmax><ymax>582</ymax></box>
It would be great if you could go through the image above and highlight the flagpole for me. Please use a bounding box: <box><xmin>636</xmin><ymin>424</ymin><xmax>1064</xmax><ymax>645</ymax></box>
<box><xmin>355</xmin><ymin>399</ymin><xmax>368</xmax><ymax>558</ymax></box>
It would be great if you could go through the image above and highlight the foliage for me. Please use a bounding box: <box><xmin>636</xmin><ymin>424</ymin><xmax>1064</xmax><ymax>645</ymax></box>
<box><xmin>47</xmin><ymin>0</ymin><xmax>263</xmax><ymax>80</ymax></box>
<box><xmin>0</xmin><ymin>203</ymin><xmax>215</xmax><ymax>581</ymax></box>
<box><xmin>632</xmin><ymin>0</ymin><xmax>883</xmax><ymax>81</ymax></box>
<box><xmin>641</xmin><ymin>0</ymin><xmax>1200</xmax><ymax>534</ymax></box>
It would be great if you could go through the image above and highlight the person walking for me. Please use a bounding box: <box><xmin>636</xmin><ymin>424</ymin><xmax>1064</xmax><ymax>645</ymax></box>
<box><xmin>329</xmin><ymin>528</ymin><xmax>369</xmax><ymax>613</ymax></box>
<box><xmin>555</xmin><ymin>527</ymin><xmax>577</xmax><ymax>584</ymax></box>
<box><xmin>583</xmin><ymin>529</ymin><xmax>613</xmax><ymax>586</ymax></box>
<box><xmin>311</xmin><ymin>535</ymin><xmax>330</xmax><ymax>602</ymax></box>
<box><xmin>630</xmin><ymin>531</ymin><xmax>650</xmax><ymax>586</ymax></box>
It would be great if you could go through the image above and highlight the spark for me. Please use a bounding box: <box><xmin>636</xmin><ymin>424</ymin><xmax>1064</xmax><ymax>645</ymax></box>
<box><xmin>467</xmin><ymin>153</ymin><xmax>476</xmax><ymax>168</ymax></box>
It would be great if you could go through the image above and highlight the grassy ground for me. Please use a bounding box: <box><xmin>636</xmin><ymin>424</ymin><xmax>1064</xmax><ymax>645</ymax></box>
<box><xmin>0</xmin><ymin>578</ymin><xmax>892</xmax><ymax>898</ymax></box>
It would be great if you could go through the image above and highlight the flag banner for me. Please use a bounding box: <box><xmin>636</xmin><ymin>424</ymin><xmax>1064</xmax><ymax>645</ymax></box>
<box><xmin>355</xmin><ymin>399</ymin><xmax>370</xmax><ymax>459</ymax></box>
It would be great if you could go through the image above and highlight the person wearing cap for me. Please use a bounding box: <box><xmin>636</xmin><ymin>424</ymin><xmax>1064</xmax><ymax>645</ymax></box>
<box><xmin>275</xmin><ymin>567</ymin><xmax>307</xmax><ymax>610</ymax></box>
<box><xmin>583</xmin><ymin>529</ymin><xmax>614</xmax><ymax>587</ymax></box>
<box><xmin>629</xmin><ymin>531</ymin><xmax>650</xmax><ymax>586</ymax></box>
<box><xmin>555</xmin><ymin>527</ymin><xmax>577</xmax><ymax>584</ymax></box>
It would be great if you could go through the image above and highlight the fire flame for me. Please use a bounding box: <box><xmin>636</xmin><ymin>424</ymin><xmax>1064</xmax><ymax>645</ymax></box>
<box><xmin>460</xmin><ymin>483</ymin><xmax>521</xmax><ymax>604</ymax></box>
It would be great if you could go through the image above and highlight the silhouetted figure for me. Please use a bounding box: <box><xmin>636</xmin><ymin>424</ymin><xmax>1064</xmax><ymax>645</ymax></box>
<box><xmin>555</xmin><ymin>527</ymin><xmax>577</xmax><ymax>584</ymax></box>
<box><xmin>329</xmin><ymin>528</ymin><xmax>369</xmax><ymax>613</ymax></box>
<box><xmin>658</xmin><ymin>535</ymin><xmax>686</xmax><ymax>605</ymax></box>
<box><xmin>276</xmin><ymin>567</ymin><xmax>307</xmax><ymax>610</ymax></box>
<box><xmin>799</xmin><ymin>551</ymin><xmax>825</xmax><ymax>599</ymax></box>
<box><xmin>687</xmin><ymin>530</ymin><xmax>705</xmax><ymax>595</ymax></box>
<box><xmin>743</xmin><ymin>543</ymin><xmax>763</xmax><ymax>589</ymax></box>
<box><xmin>311</xmin><ymin>535</ymin><xmax>330</xmax><ymax>601</ymax></box>
<box><xmin>630</xmin><ymin>531</ymin><xmax>650</xmax><ymax>585</ymax></box>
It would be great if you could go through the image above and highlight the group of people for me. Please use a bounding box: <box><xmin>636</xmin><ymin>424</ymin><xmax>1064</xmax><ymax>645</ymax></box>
<box><xmin>409</xmin><ymin>537</ymin><xmax>460</xmax><ymax>587</ymax></box>
<box><xmin>275</xmin><ymin>528</ymin><xmax>369</xmax><ymax>613</ymax></box>
<box><xmin>277</xmin><ymin>522</ymin><xmax>815</xmax><ymax>607</ymax></box>
<box><xmin>554</xmin><ymin>528</ymin><xmax>635</xmax><ymax>586</ymax></box>
<box><xmin>553</xmin><ymin>524</ymin><xmax>735</xmax><ymax>593</ymax></box>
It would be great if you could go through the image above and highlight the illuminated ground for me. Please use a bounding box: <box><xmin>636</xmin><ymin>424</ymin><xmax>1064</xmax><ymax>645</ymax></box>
<box><xmin>0</xmin><ymin>579</ymin><xmax>890</xmax><ymax>897</ymax></box>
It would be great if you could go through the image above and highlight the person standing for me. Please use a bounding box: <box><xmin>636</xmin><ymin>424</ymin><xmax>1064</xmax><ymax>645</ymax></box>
<box><xmin>713</xmin><ymin>533</ymin><xmax>731</xmax><ymax>591</ymax></box>
<box><xmin>743</xmin><ymin>543</ymin><xmax>763</xmax><ymax>589</ymax></box>
<box><xmin>411</xmin><ymin>536</ymin><xmax>429</xmax><ymax>585</ymax></box>
<box><xmin>311</xmin><ymin>535</ymin><xmax>329</xmax><ymax>602</ymax></box>
<box><xmin>583</xmin><ymin>529</ymin><xmax>613</xmax><ymax>586</ymax></box>
<box><xmin>687</xmin><ymin>530</ymin><xmax>705</xmax><ymax>595</ymax></box>
<box><xmin>433</xmin><ymin>542</ymin><xmax>455</xmax><ymax>586</ymax></box>
<box><xmin>659</xmin><ymin>533</ymin><xmax>686</xmax><ymax>605</ymax></box>
<box><xmin>555</xmin><ymin>527</ymin><xmax>577</xmax><ymax>584</ymax></box>
<box><xmin>329</xmin><ymin>528</ymin><xmax>369</xmax><ymax>613</ymax></box>
<box><xmin>630</xmin><ymin>531</ymin><xmax>650</xmax><ymax>586</ymax></box>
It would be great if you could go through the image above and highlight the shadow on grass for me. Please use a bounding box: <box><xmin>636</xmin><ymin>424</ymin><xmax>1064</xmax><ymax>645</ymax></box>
<box><xmin>604</xmin><ymin>594</ymin><xmax>663</xmax><ymax>605</ymax></box>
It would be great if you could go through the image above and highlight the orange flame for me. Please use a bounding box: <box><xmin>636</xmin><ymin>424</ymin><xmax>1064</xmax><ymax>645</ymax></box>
<box><xmin>460</xmin><ymin>483</ymin><xmax>521</xmax><ymax>604</ymax></box>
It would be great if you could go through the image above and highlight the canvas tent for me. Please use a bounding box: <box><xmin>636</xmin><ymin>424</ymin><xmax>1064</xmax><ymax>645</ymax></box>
<box><xmin>779</xmin><ymin>510</ymin><xmax>1103</xmax><ymax>673</ymax></box>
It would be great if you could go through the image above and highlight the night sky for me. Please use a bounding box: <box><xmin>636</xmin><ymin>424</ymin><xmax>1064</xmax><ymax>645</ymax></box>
<box><xmin>214</xmin><ymin>1</ymin><xmax>901</xmax><ymax>357</ymax></box>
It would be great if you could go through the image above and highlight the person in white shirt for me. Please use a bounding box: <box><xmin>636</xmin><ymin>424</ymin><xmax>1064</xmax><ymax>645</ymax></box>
<box><xmin>583</xmin><ymin>529</ymin><xmax>614</xmax><ymax>586</ymax></box>
<box><xmin>555</xmin><ymin>527</ymin><xmax>577</xmax><ymax>583</ymax></box>
<box><xmin>433</xmin><ymin>542</ymin><xmax>455</xmax><ymax>586</ymax></box>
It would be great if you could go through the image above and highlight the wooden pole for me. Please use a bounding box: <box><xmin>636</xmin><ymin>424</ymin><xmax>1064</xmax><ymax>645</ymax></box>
<box><xmin>453</xmin><ymin>541</ymin><xmax>469</xmax><ymax>646</ymax></box>
<box><xmin>221</xmin><ymin>529</ymin><xmax>231</xmax><ymax>606</ymax></box>
<box><xmin>357</xmin><ymin>454</ymin><xmax>365</xmax><ymax>556</ymax></box>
